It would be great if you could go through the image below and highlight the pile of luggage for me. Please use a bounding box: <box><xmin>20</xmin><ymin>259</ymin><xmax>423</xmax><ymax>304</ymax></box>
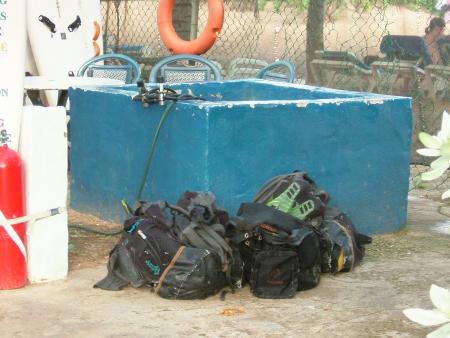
<box><xmin>95</xmin><ymin>172</ymin><xmax>372</xmax><ymax>299</ymax></box>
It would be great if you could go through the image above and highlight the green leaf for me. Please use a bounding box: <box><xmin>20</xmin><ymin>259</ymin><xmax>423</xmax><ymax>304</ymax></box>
<box><xmin>441</xmin><ymin>142</ymin><xmax>450</xmax><ymax>157</ymax></box>
<box><xmin>412</xmin><ymin>174</ymin><xmax>422</xmax><ymax>186</ymax></box>
<box><xmin>442</xmin><ymin>189</ymin><xmax>450</xmax><ymax>200</ymax></box>
<box><xmin>440</xmin><ymin>111</ymin><xmax>450</xmax><ymax>141</ymax></box>
<box><xmin>430</xmin><ymin>285</ymin><xmax>450</xmax><ymax>317</ymax></box>
<box><xmin>419</xmin><ymin>132</ymin><xmax>441</xmax><ymax>149</ymax></box>
<box><xmin>430</xmin><ymin>157</ymin><xmax>450</xmax><ymax>170</ymax></box>
<box><xmin>403</xmin><ymin>308</ymin><xmax>449</xmax><ymax>327</ymax></box>
<box><xmin>427</xmin><ymin>323</ymin><xmax>450</xmax><ymax>338</ymax></box>
<box><xmin>418</xmin><ymin>148</ymin><xmax>441</xmax><ymax>157</ymax></box>
<box><xmin>421</xmin><ymin>165</ymin><xmax>449</xmax><ymax>181</ymax></box>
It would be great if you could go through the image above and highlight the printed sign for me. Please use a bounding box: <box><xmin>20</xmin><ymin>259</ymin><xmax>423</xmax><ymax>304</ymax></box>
<box><xmin>0</xmin><ymin>0</ymin><xmax>26</xmax><ymax>150</ymax></box>
<box><xmin>0</xmin><ymin>0</ymin><xmax>6</xmax><ymax>52</ymax></box>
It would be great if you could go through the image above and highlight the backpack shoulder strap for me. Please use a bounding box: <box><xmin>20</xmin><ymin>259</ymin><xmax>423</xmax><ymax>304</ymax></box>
<box><xmin>181</xmin><ymin>222</ymin><xmax>232</xmax><ymax>271</ymax></box>
<box><xmin>181</xmin><ymin>222</ymin><xmax>209</xmax><ymax>248</ymax></box>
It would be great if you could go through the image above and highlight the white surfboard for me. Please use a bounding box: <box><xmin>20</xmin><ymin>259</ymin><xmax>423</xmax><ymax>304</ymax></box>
<box><xmin>79</xmin><ymin>0</ymin><xmax>103</xmax><ymax>58</ymax></box>
<box><xmin>27</xmin><ymin>0</ymin><xmax>91</xmax><ymax>106</ymax></box>
<box><xmin>0</xmin><ymin>0</ymin><xmax>27</xmax><ymax>151</ymax></box>
<box><xmin>25</xmin><ymin>35</ymin><xmax>38</xmax><ymax>76</ymax></box>
<box><xmin>24</xmin><ymin>35</ymin><xmax>44</xmax><ymax>106</ymax></box>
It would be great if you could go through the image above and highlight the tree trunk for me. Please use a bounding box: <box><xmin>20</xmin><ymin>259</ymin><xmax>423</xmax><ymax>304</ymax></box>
<box><xmin>306</xmin><ymin>0</ymin><xmax>326</xmax><ymax>84</ymax></box>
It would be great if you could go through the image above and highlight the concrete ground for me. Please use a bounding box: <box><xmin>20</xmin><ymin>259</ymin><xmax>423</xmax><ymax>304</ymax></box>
<box><xmin>1</xmin><ymin>195</ymin><xmax>449</xmax><ymax>338</ymax></box>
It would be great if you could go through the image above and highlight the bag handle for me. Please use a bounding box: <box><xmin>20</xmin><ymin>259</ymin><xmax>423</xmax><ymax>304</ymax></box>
<box><xmin>253</xmin><ymin>175</ymin><xmax>287</xmax><ymax>203</ymax></box>
<box><xmin>258</xmin><ymin>224</ymin><xmax>309</xmax><ymax>247</ymax></box>
<box><xmin>166</xmin><ymin>203</ymin><xmax>191</xmax><ymax>220</ymax></box>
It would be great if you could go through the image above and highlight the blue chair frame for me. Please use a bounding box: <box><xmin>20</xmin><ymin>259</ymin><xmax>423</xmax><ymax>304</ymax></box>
<box><xmin>256</xmin><ymin>60</ymin><xmax>296</xmax><ymax>83</ymax></box>
<box><xmin>77</xmin><ymin>53</ymin><xmax>141</xmax><ymax>84</ymax></box>
<box><xmin>149</xmin><ymin>54</ymin><xmax>222</xmax><ymax>83</ymax></box>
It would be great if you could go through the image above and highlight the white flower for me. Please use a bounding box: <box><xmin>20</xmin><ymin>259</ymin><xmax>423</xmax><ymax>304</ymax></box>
<box><xmin>417</xmin><ymin>111</ymin><xmax>450</xmax><ymax>199</ymax></box>
<box><xmin>403</xmin><ymin>284</ymin><xmax>450</xmax><ymax>338</ymax></box>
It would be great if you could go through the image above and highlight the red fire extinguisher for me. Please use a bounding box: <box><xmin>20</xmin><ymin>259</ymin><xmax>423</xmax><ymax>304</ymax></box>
<box><xmin>0</xmin><ymin>145</ymin><xmax>27</xmax><ymax>289</ymax></box>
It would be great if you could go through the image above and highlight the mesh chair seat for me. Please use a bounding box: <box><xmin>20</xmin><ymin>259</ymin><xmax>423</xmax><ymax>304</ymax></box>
<box><xmin>161</xmin><ymin>65</ymin><xmax>211</xmax><ymax>83</ymax></box>
<box><xmin>77</xmin><ymin>53</ymin><xmax>141</xmax><ymax>84</ymax></box>
<box><xmin>149</xmin><ymin>54</ymin><xmax>221</xmax><ymax>83</ymax></box>
<box><xmin>88</xmin><ymin>64</ymin><xmax>134</xmax><ymax>83</ymax></box>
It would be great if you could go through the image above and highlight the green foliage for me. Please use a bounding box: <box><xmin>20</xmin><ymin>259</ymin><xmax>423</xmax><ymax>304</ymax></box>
<box><xmin>258</xmin><ymin>0</ymin><xmax>309</xmax><ymax>13</ymax></box>
<box><xmin>258</xmin><ymin>0</ymin><xmax>268</xmax><ymax>11</ymax></box>
<box><xmin>258</xmin><ymin>0</ymin><xmax>437</xmax><ymax>13</ymax></box>
<box><xmin>387</xmin><ymin>0</ymin><xmax>435</xmax><ymax>11</ymax></box>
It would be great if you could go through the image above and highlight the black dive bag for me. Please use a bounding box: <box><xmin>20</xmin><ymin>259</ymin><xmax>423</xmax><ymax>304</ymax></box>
<box><xmin>230</xmin><ymin>203</ymin><xmax>322</xmax><ymax>299</ymax></box>
<box><xmin>95</xmin><ymin>202</ymin><xmax>228</xmax><ymax>299</ymax></box>
<box><xmin>155</xmin><ymin>246</ymin><xmax>226</xmax><ymax>299</ymax></box>
<box><xmin>319</xmin><ymin>207</ymin><xmax>372</xmax><ymax>273</ymax></box>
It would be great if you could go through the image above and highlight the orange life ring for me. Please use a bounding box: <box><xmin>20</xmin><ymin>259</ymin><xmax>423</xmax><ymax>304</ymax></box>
<box><xmin>157</xmin><ymin>0</ymin><xmax>224</xmax><ymax>55</ymax></box>
<box><xmin>93</xmin><ymin>21</ymin><xmax>101</xmax><ymax>41</ymax></box>
<box><xmin>92</xmin><ymin>21</ymin><xmax>101</xmax><ymax>57</ymax></box>
<box><xmin>92</xmin><ymin>41</ymin><xmax>101</xmax><ymax>57</ymax></box>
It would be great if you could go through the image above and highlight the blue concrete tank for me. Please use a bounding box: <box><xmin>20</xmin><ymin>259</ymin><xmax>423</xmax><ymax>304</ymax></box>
<box><xmin>69</xmin><ymin>80</ymin><xmax>412</xmax><ymax>234</ymax></box>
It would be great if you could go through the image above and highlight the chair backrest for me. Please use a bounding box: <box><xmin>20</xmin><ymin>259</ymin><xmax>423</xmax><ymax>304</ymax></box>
<box><xmin>77</xmin><ymin>53</ymin><xmax>141</xmax><ymax>84</ymax></box>
<box><xmin>149</xmin><ymin>54</ymin><xmax>222</xmax><ymax>83</ymax></box>
<box><xmin>227</xmin><ymin>58</ymin><xmax>269</xmax><ymax>79</ymax></box>
<box><xmin>379</xmin><ymin>35</ymin><xmax>432</xmax><ymax>66</ymax></box>
<box><xmin>255</xmin><ymin>60</ymin><xmax>296</xmax><ymax>83</ymax></box>
<box><xmin>314</xmin><ymin>50</ymin><xmax>370</xmax><ymax>70</ymax></box>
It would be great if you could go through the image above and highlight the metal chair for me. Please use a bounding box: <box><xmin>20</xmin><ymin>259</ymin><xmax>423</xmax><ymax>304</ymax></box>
<box><xmin>310</xmin><ymin>50</ymin><xmax>372</xmax><ymax>91</ymax></box>
<box><xmin>227</xmin><ymin>58</ymin><xmax>269</xmax><ymax>79</ymax></box>
<box><xmin>255</xmin><ymin>60</ymin><xmax>296</xmax><ymax>83</ymax></box>
<box><xmin>77</xmin><ymin>53</ymin><xmax>141</xmax><ymax>84</ymax></box>
<box><xmin>148</xmin><ymin>54</ymin><xmax>222</xmax><ymax>83</ymax></box>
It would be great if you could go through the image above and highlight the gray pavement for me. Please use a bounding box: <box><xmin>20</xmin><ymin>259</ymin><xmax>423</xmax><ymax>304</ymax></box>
<box><xmin>1</xmin><ymin>195</ymin><xmax>449</xmax><ymax>338</ymax></box>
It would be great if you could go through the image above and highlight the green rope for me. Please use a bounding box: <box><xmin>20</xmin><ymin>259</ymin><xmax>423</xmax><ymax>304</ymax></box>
<box><xmin>73</xmin><ymin>101</ymin><xmax>177</xmax><ymax>236</ymax></box>
<box><xmin>68</xmin><ymin>223</ymin><xmax>122</xmax><ymax>236</ymax></box>
<box><xmin>136</xmin><ymin>100</ymin><xmax>177</xmax><ymax>202</ymax></box>
<box><xmin>69</xmin><ymin>102</ymin><xmax>177</xmax><ymax>236</ymax></box>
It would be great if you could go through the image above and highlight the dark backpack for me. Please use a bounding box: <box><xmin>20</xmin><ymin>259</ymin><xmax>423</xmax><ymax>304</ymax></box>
<box><xmin>94</xmin><ymin>212</ymin><xmax>182</xmax><ymax>291</ymax></box>
<box><xmin>95</xmin><ymin>201</ymin><xmax>229</xmax><ymax>299</ymax></box>
<box><xmin>171</xmin><ymin>191</ymin><xmax>232</xmax><ymax>269</ymax></box>
<box><xmin>230</xmin><ymin>203</ymin><xmax>322</xmax><ymax>298</ymax></box>
<box><xmin>169</xmin><ymin>191</ymin><xmax>244</xmax><ymax>288</ymax></box>
<box><xmin>253</xmin><ymin>172</ymin><xmax>328</xmax><ymax>221</ymax></box>
<box><xmin>319</xmin><ymin>207</ymin><xmax>372</xmax><ymax>273</ymax></box>
<box><xmin>155</xmin><ymin>246</ymin><xmax>227</xmax><ymax>300</ymax></box>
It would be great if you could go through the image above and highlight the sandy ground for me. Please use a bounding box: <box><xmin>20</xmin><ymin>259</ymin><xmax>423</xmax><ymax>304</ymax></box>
<box><xmin>67</xmin><ymin>209</ymin><xmax>121</xmax><ymax>270</ymax></box>
<box><xmin>0</xmin><ymin>194</ymin><xmax>449</xmax><ymax>337</ymax></box>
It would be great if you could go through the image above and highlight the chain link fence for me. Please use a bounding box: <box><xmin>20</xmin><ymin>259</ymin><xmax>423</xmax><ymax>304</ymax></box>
<box><xmin>101</xmin><ymin>0</ymin><xmax>450</xmax><ymax>199</ymax></box>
